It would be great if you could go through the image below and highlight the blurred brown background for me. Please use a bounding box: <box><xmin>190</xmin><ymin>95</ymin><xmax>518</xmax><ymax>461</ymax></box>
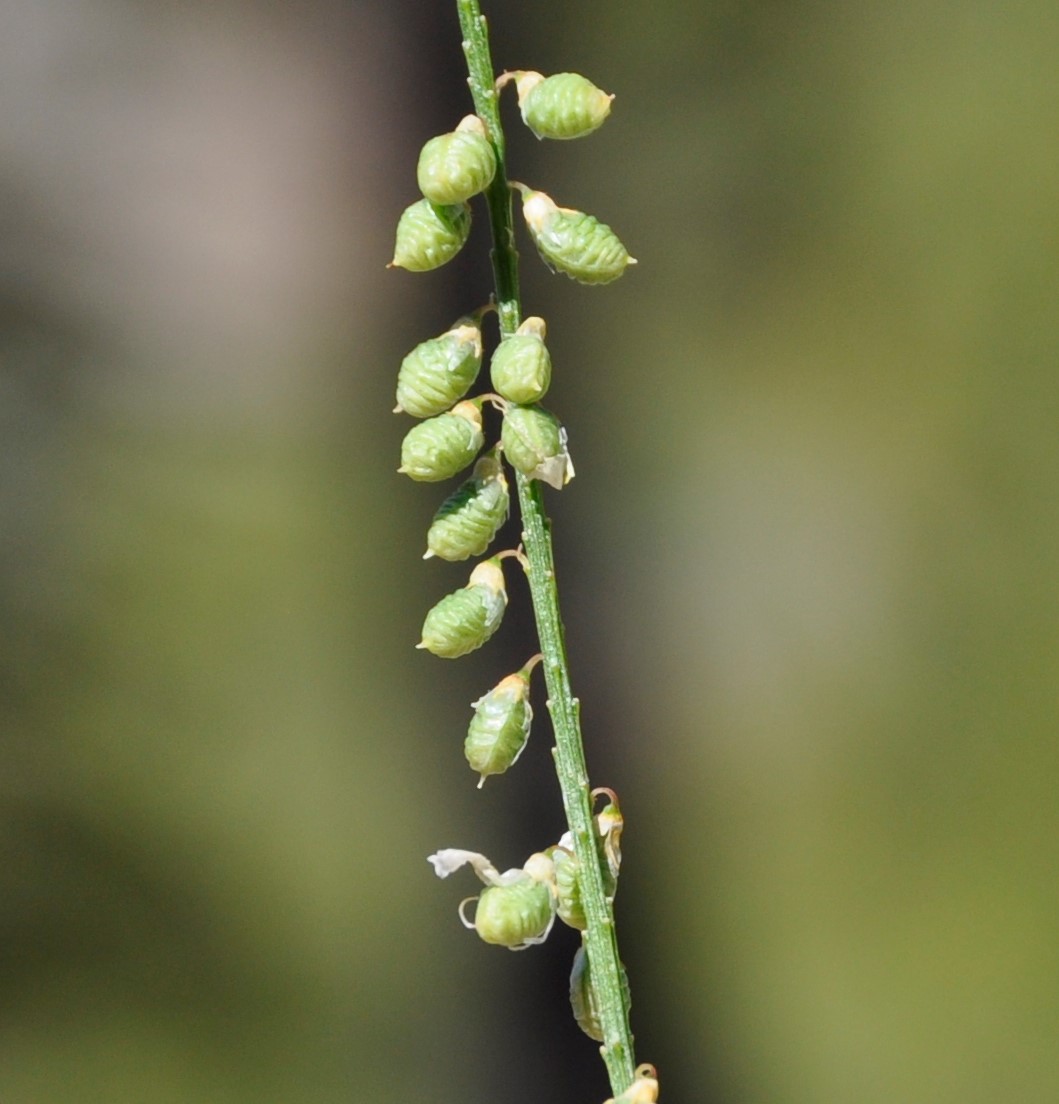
<box><xmin>2</xmin><ymin>1</ymin><xmax>1058</xmax><ymax>1101</ymax></box>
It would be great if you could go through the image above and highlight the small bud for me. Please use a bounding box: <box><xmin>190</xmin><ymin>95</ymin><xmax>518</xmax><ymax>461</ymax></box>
<box><xmin>465</xmin><ymin>664</ymin><xmax>535</xmax><ymax>786</ymax></box>
<box><xmin>417</xmin><ymin>557</ymin><xmax>508</xmax><ymax>658</ymax></box>
<box><xmin>425</xmin><ymin>453</ymin><xmax>509</xmax><ymax>561</ymax></box>
<box><xmin>395</xmin><ymin>317</ymin><xmax>483</xmax><ymax>418</ymax></box>
<box><xmin>501</xmin><ymin>404</ymin><xmax>574</xmax><ymax>489</ymax></box>
<box><xmin>398</xmin><ymin>401</ymin><xmax>484</xmax><ymax>481</ymax></box>
<box><xmin>569</xmin><ymin>941</ymin><xmax>632</xmax><ymax>1042</ymax></box>
<box><xmin>510</xmin><ymin>71</ymin><xmax>614</xmax><ymax>141</ymax></box>
<box><xmin>489</xmin><ymin>316</ymin><xmax>552</xmax><ymax>404</ymax></box>
<box><xmin>390</xmin><ymin>198</ymin><xmax>471</xmax><ymax>272</ymax></box>
<box><xmin>604</xmin><ymin>1065</ymin><xmax>660</xmax><ymax>1104</ymax></box>
<box><xmin>517</xmin><ymin>186</ymin><xmax>635</xmax><ymax>285</ymax></box>
<box><xmin>417</xmin><ymin>115</ymin><xmax>497</xmax><ymax>205</ymax></box>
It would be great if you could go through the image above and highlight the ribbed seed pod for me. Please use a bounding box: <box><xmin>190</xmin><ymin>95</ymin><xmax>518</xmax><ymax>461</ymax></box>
<box><xmin>518</xmin><ymin>187</ymin><xmax>634</xmax><ymax>285</ymax></box>
<box><xmin>569</xmin><ymin>941</ymin><xmax>632</xmax><ymax>1042</ymax></box>
<box><xmin>425</xmin><ymin>453</ymin><xmax>509</xmax><ymax>561</ymax></box>
<box><xmin>417</xmin><ymin>558</ymin><xmax>507</xmax><ymax>658</ymax></box>
<box><xmin>552</xmin><ymin>845</ymin><xmax>586</xmax><ymax>930</ymax></box>
<box><xmin>512</xmin><ymin>71</ymin><xmax>614</xmax><ymax>141</ymax></box>
<box><xmin>395</xmin><ymin>317</ymin><xmax>483</xmax><ymax>418</ymax></box>
<box><xmin>489</xmin><ymin>316</ymin><xmax>552</xmax><ymax>404</ymax></box>
<box><xmin>390</xmin><ymin>198</ymin><xmax>471</xmax><ymax>272</ymax></box>
<box><xmin>501</xmin><ymin>404</ymin><xmax>574</xmax><ymax>489</ymax></box>
<box><xmin>398</xmin><ymin>401</ymin><xmax>483</xmax><ymax>481</ymax></box>
<box><xmin>465</xmin><ymin>670</ymin><xmax>533</xmax><ymax>786</ymax></box>
<box><xmin>417</xmin><ymin>115</ymin><xmax>497</xmax><ymax>205</ymax></box>
<box><xmin>473</xmin><ymin>877</ymin><xmax>554</xmax><ymax>949</ymax></box>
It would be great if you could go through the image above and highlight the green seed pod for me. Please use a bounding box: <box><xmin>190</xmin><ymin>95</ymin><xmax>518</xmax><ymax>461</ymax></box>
<box><xmin>512</xmin><ymin>71</ymin><xmax>614</xmax><ymax>141</ymax></box>
<box><xmin>395</xmin><ymin>317</ymin><xmax>483</xmax><ymax>418</ymax></box>
<box><xmin>465</xmin><ymin>670</ymin><xmax>533</xmax><ymax>786</ymax></box>
<box><xmin>501</xmin><ymin>404</ymin><xmax>574</xmax><ymax>489</ymax></box>
<box><xmin>518</xmin><ymin>186</ymin><xmax>635</xmax><ymax>285</ymax></box>
<box><xmin>472</xmin><ymin>876</ymin><xmax>555</xmax><ymax>949</ymax></box>
<box><xmin>416</xmin><ymin>115</ymin><xmax>497</xmax><ymax>205</ymax></box>
<box><xmin>425</xmin><ymin>453</ymin><xmax>509</xmax><ymax>561</ymax></box>
<box><xmin>569</xmin><ymin>942</ymin><xmax>631</xmax><ymax>1042</ymax></box>
<box><xmin>417</xmin><ymin>558</ymin><xmax>507</xmax><ymax>658</ymax></box>
<box><xmin>551</xmin><ymin>844</ymin><xmax>586</xmax><ymax>930</ymax></box>
<box><xmin>398</xmin><ymin>400</ymin><xmax>483</xmax><ymax>481</ymax></box>
<box><xmin>489</xmin><ymin>316</ymin><xmax>552</xmax><ymax>404</ymax></box>
<box><xmin>390</xmin><ymin>198</ymin><xmax>471</xmax><ymax>272</ymax></box>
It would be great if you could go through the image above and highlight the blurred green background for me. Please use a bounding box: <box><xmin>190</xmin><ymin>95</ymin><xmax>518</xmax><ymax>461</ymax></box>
<box><xmin>3</xmin><ymin>1</ymin><xmax>1058</xmax><ymax>1101</ymax></box>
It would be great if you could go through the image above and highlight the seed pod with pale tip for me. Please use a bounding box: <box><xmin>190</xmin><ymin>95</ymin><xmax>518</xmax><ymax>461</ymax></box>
<box><xmin>425</xmin><ymin>453</ymin><xmax>509</xmax><ymax>562</ymax></box>
<box><xmin>465</xmin><ymin>656</ymin><xmax>541</xmax><ymax>786</ymax></box>
<box><xmin>390</xmin><ymin>198</ymin><xmax>471</xmax><ymax>272</ymax></box>
<box><xmin>501</xmin><ymin>403</ymin><xmax>574</xmax><ymax>489</ymax></box>
<box><xmin>569</xmin><ymin>941</ymin><xmax>632</xmax><ymax>1042</ymax></box>
<box><xmin>604</xmin><ymin>1065</ymin><xmax>660</xmax><ymax>1104</ymax></box>
<box><xmin>489</xmin><ymin>316</ymin><xmax>552</xmax><ymax>404</ymax></box>
<box><xmin>417</xmin><ymin>115</ymin><xmax>497</xmax><ymax>205</ymax></box>
<box><xmin>398</xmin><ymin>401</ymin><xmax>483</xmax><ymax>482</ymax></box>
<box><xmin>506</xmin><ymin>70</ymin><xmax>613</xmax><ymax>141</ymax></box>
<box><xmin>395</xmin><ymin>316</ymin><xmax>483</xmax><ymax>418</ymax></box>
<box><xmin>551</xmin><ymin>842</ymin><xmax>586</xmax><ymax>930</ymax></box>
<box><xmin>516</xmin><ymin>185</ymin><xmax>635</xmax><ymax>285</ymax></box>
<box><xmin>429</xmin><ymin>847</ymin><xmax>558</xmax><ymax>951</ymax></box>
<box><xmin>417</xmin><ymin>557</ymin><xmax>508</xmax><ymax>658</ymax></box>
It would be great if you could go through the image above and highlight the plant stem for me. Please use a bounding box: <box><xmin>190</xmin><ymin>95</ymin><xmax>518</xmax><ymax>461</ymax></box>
<box><xmin>456</xmin><ymin>1</ymin><xmax>638</xmax><ymax>1094</ymax></box>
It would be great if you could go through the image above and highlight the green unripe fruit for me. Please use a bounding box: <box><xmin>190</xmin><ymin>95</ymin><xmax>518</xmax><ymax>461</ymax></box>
<box><xmin>512</xmin><ymin>71</ymin><xmax>614</xmax><ymax>141</ymax></box>
<box><xmin>489</xmin><ymin>316</ymin><xmax>552</xmax><ymax>404</ymax></box>
<box><xmin>425</xmin><ymin>453</ymin><xmax>509</xmax><ymax>562</ymax></box>
<box><xmin>473</xmin><ymin>876</ymin><xmax>554</xmax><ymax>949</ymax></box>
<box><xmin>417</xmin><ymin>115</ymin><xmax>497</xmax><ymax>205</ymax></box>
<box><xmin>398</xmin><ymin>401</ymin><xmax>483</xmax><ymax>481</ymax></box>
<box><xmin>552</xmin><ymin>845</ymin><xmax>586</xmax><ymax>930</ymax></box>
<box><xmin>465</xmin><ymin>671</ymin><xmax>532</xmax><ymax>786</ymax></box>
<box><xmin>569</xmin><ymin>942</ymin><xmax>632</xmax><ymax>1043</ymax></box>
<box><xmin>501</xmin><ymin>403</ymin><xmax>574</xmax><ymax>489</ymax></box>
<box><xmin>518</xmin><ymin>187</ymin><xmax>635</xmax><ymax>285</ymax></box>
<box><xmin>395</xmin><ymin>317</ymin><xmax>483</xmax><ymax>418</ymax></box>
<box><xmin>390</xmin><ymin>198</ymin><xmax>471</xmax><ymax>272</ymax></box>
<box><xmin>417</xmin><ymin>558</ymin><xmax>507</xmax><ymax>658</ymax></box>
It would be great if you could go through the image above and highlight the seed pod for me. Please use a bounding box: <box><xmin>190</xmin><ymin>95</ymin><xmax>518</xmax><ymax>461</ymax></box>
<box><xmin>569</xmin><ymin>942</ymin><xmax>632</xmax><ymax>1042</ymax></box>
<box><xmin>390</xmin><ymin>198</ymin><xmax>471</xmax><ymax>272</ymax></box>
<box><xmin>518</xmin><ymin>186</ymin><xmax>635</xmax><ymax>285</ymax></box>
<box><xmin>465</xmin><ymin>670</ymin><xmax>533</xmax><ymax>786</ymax></box>
<box><xmin>417</xmin><ymin>115</ymin><xmax>497</xmax><ymax>205</ymax></box>
<box><xmin>425</xmin><ymin>453</ymin><xmax>509</xmax><ymax>561</ymax></box>
<box><xmin>395</xmin><ymin>317</ymin><xmax>483</xmax><ymax>418</ymax></box>
<box><xmin>501</xmin><ymin>404</ymin><xmax>574</xmax><ymax>489</ymax></box>
<box><xmin>551</xmin><ymin>844</ymin><xmax>586</xmax><ymax>930</ymax></box>
<box><xmin>417</xmin><ymin>557</ymin><xmax>507</xmax><ymax>658</ymax></box>
<box><xmin>511</xmin><ymin>71</ymin><xmax>614</xmax><ymax>141</ymax></box>
<box><xmin>398</xmin><ymin>401</ymin><xmax>483</xmax><ymax>481</ymax></box>
<box><xmin>472</xmin><ymin>877</ymin><xmax>555</xmax><ymax>949</ymax></box>
<box><xmin>489</xmin><ymin>316</ymin><xmax>552</xmax><ymax>404</ymax></box>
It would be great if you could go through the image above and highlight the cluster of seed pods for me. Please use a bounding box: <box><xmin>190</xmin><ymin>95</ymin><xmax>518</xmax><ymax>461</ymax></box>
<box><xmin>390</xmin><ymin>65</ymin><xmax>647</xmax><ymax>1074</ymax></box>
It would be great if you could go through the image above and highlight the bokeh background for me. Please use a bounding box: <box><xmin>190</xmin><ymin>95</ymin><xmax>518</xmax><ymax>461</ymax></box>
<box><xmin>3</xmin><ymin>1</ymin><xmax>1058</xmax><ymax>1101</ymax></box>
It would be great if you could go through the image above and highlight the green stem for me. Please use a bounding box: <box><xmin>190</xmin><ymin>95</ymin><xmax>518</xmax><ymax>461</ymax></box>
<box><xmin>456</xmin><ymin>1</ymin><xmax>638</xmax><ymax>1095</ymax></box>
